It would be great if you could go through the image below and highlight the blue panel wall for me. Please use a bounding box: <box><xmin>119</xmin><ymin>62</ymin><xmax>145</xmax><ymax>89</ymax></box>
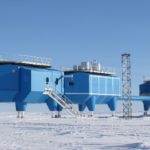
<box><xmin>0</xmin><ymin>65</ymin><xmax>20</xmax><ymax>101</ymax></box>
<box><xmin>99</xmin><ymin>77</ymin><xmax>105</xmax><ymax>94</ymax></box>
<box><xmin>14</xmin><ymin>68</ymin><xmax>31</xmax><ymax>111</ymax></box>
<box><xmin>18</xmin><ymin>68</ymin><xmax>64</xmax><ymax>103</ymax></box>
<box><xmin>91</xmin><ymin>76</ymin><xmax>99</xmax><ymax>93</ymax></box>
<box><xmin>64</xmin><ymin>72</ymin><xmax>120</xmax><ymax>111</ymax></box>
<box><xmin>0</xmin><ymin>64</ymin><xmax>64</xmax><ymax>107</ymax></box>
<box><xmin>15</xmin><ymin>68</ymin><xmax>31</xmax><ymax>100</ymax></box>
<box><xmin>31</xmin><ymin>69</ymin><xmax>63</xmax><ymax>93</ymax></box>
<box><xmin>140</xmin><ymin>82</ymin><xmax>150</xmax><ymax>95</ymax></box>
<box><xmin>65</xmin><ymin>73</ymin><xmax>120</xmax><ymax>96</ymax></box>
<box><xmin>113</xmin><ymin>78</ymin><xmax>120</xmax><ymax>95</ymax></box>
<box><xmin>89</xmin><ymin>75</ymin><xmax>120</xmax><ymax>96</ymax></box>
<box><xmin>107</xmin><ymin>78</ymin><xmax>112</xmax><ymax>94</ymax></box>
<box><xmin>64</xmin><ymin>73</ymin><xmax>89</xmax><ymax>94</ymax></box>
<box><xmin>139</xmin><ymin>82</ymin><xmax>150</xmax><ymax>112</ymax></box>
<box><xmin>0</xmin><ymin>65</ymin><xmax>19</xmax><ymax>90</ymax></box>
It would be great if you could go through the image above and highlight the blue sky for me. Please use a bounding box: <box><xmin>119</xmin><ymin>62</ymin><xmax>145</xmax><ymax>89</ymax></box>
<box><xmin>0</xmin><ymin>0</ymin><xmax>150</xmax><ymax>95</ymax></box>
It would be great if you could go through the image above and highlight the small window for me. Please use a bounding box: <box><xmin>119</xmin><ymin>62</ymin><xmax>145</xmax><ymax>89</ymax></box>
<box><xmin>46</xmin><ymin>77</ymin><xmax>49</xmax><ymax>84</ymax></box>
<box><xmin>69</xmin><ymin>82</ymin><xmax>74</xmax><ymax>86</ymax></box>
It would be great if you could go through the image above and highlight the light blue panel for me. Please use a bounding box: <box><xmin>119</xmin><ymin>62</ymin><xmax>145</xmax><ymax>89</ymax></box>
<box><xmin>100</xmin><ymin>77</ymin><xmax>105</xmax><ymax>94</ymax></box>
<box><xmin>113</xmin><ymin>78</ymin><xmax>120</xmax><ymax>95</ymax></box>
<box><xmin>54</xmin><ymin>71</ymin><xmax>64</xmax><ymax>93</ymax></box>
<box><xmin>107</xmin><ymin>78</ymin><xmax>112</xmax><ymax>94</ymax></box>
<box><xmin>91</xmin><ymin>77</ymin><xmax>98</xmax><ymax>93</ymax></box>
<box><xmin>31</xmin><ymin>70</ymin><xmax>49</xmax><ymax>91</ymax></box>
<box><xmin>96</xmin><ymin>95</ymin><xmax>114</xmax><ymax>104</ymax></box>
<box><xmin>31</xmin><ymin>69</ymin><xmax>63</xmax><ymax>93</ymax></box>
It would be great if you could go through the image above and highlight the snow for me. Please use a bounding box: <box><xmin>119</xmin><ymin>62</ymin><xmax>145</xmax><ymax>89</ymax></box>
<box><xmin>0</xmin><ymin>112</ymin><xmax>150</xmax><ymax>150</ymax></box>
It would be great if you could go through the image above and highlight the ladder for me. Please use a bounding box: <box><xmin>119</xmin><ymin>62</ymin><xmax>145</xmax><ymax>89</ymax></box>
<box><xmin>43</xmin><ymin>86</ymin><xmax>81</xmax><ymax>117</ymax></box>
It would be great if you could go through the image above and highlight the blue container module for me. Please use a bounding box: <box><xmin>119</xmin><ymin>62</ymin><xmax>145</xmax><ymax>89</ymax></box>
<box><xmin>0</xmin><ymin>61</ymin><xmax>64</xmax><ymax>117</ymax></box>
<box><xmin>64</xmin><ymin>61</ymin><xmax>120</xmax><ymax>114</ymax></box>
<box><xmin>140</xmin><ymin>79</ymin><xmax>150</xmax><ymax>115</ymax></box>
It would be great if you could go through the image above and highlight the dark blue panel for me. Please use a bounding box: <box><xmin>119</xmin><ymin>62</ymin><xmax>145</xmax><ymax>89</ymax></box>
<box><xmin>140</xmin><ymin>82</ymin><xmax>150</xmax><ymax>95</ymax></box>
<box><xmin>64</xmin><ymin>73</ymin><xmax>89</xmax><ymax>94</ymax></box>
<box><xmin>143</xmin><ymin>101</ymin><xmax>150</xmax><ymax>111</ymax></box>
<box><xmin>86</xmin><ymin>96</ymin><xmax>96</xmax><ymax>111</ymax></box>
<box><xmin>0</xmin><ymin>65</ymin><xmax>19</xmax><ymax>90</ymax></box>
<box><xmin>17</xmin><ymin>68</ymin><xmax>31</xmax><ymax>100</ymax></box>
<box><xmin>107</xmin><ymin>97</ymin><xmax>117</xmax><ymax>111</ymax></box>
<box><xmin>0</xmin><ymin>65</ymin><xmax>20</xmax><ymax>101</ymax></box>
<box><xmin>46</xmin><ymin>98</ymin><xmax>58</xmax><ymax>111</ymax></box>
<box><xmin>78</xmin><ymin>104</ymin><xmax>86</xmax><ymax>111</ymax></box>
<box><xmin>65</xmin><ymin>94</ymin><xmax>90</xmax><ymax>104</ymax></box>
<box><xmin>24</xmin><ymin>92</ymin><xmax>49</xmax><ymax>103</ymax></box>
<box><xmin>15</xmin><ymin>101</ymin><xmax>27</xmax><ymax>111</ymax></box>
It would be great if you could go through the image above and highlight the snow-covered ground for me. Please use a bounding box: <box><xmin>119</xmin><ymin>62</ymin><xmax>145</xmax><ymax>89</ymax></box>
<box><xmin>0</xmin><ymin>111</ymin><xmax>150</xmax><ymax>150</ymax></box>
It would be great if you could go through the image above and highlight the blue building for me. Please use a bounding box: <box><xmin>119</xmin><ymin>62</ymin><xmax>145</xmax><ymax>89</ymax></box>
<box><xmin>140</xmin><ymin>79</ymin><xmax>150</xmax><ymax>115</ymax></box>
<box><xmin>0</xmin><ymin>56</ymin><xmax>64</xmax><ymax>118</ymax></box>
<box><xmin>64</xmin><ymin>61</ymin><xmax>120</xmax><ymax>116</ymax></box>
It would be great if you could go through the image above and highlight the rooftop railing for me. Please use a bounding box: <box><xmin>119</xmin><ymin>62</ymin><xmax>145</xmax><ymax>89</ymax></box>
<box><xmin>0</xmin><ymin>54</ymin><xmax>52</xmax><ymax>67</ymax></box>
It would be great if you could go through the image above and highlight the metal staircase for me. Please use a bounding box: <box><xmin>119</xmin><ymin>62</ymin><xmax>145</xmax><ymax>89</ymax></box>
<box><xmin>43</xmin><ymin>86</ymin><xmax>81</xmax><ymax>117</ymax></box>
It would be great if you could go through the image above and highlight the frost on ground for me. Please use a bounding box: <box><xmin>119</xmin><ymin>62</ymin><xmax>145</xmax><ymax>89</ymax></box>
<box><xmin>0</xmin><ymin>112</ymin><xmax>150</xmax><ymax>150</ymax></box>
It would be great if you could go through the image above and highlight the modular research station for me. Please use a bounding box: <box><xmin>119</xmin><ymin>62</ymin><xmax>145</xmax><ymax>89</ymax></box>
<box><xmin>0</xmin><ymin>54</ymin><xmax>150</xmax><ymax>118</ymax></box>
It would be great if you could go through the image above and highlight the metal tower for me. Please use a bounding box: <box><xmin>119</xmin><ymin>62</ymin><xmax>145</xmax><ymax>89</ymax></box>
<box><xmin>122</xmin><ymin>53</ymin><xmax>132</xmax><ymax>119</ymax></box>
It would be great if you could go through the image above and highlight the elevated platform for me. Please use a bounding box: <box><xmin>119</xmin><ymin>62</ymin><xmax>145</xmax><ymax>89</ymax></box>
<box><xmin>0</xmin><ymin>61</ymin><xmax>52</xmax><ymax>68</ymax></box>
<box><xmin>0</xmin><ymin>54</ymin><xmax>52</xmax><ymax>68</ymax></box>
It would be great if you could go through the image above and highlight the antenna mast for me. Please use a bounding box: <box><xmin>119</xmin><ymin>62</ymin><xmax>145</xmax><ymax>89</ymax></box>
<box><xmin>122</xmin><ymin>53</ymin><xmax>132</xmax><ymax>119</ymax></box>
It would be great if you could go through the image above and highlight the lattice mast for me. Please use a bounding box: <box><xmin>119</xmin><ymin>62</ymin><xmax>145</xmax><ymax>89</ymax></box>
<box><xmin>122</xmin><ymin>53</ymin><xmax>132</xmax><ymax>119</ymax></box>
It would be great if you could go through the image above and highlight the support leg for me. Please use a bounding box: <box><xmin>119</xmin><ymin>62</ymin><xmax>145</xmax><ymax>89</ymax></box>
<box><xmin>51</xmin><ymin>111</ymin><xmax>55</xmax><ymax>118</ymax></box>
<box><xmin>86</xmin><ymin>97</ymin><xmax>96</xmax><ymax>117</ymax></box>
<box><xmin>112</xmin><ymin>111</ymin><xmax>115</xmax><ymax>117</ymax></box>
<box><xmin>143</xmin><ymin>101</ymin><xmax>150</xmax><ymax>116</ymax></box>
<box><xmin>107</xmin><ymin>98</ymin><xmax>117</xmax><ymax>116</ymax></box>
<box><xmin>144</xmin><ymin>111</ymin><xmax>148</xmax><ymax>116</ymax></box>
<box><xmin>88</xmin><ymin>111</ymin><xmax>94</xmax><ymax>117</ymax></box>
<box><xmin>15</xmin><ymin>101</ymin><xmax>27</xmax><ymax>118</ymax></box>
<box><xmin>57</xmin><ymin>111</ymin><xmax>61</xmax><ymax>118</ymax></box>
<box><xmin>21</xmin><ymin>111</ymin><xmax>24</xmax><ymax>118</ymax></box>
<box><xmin>78</xmin><ymin>104</ymin><xmax>86</xmax><ymax>117</ymax></box>
<box><xmin>17</xmin><ymin>111</ymin><xmax>25</xmax><ymax>118</ymax></box>
<box><xmin>17</xmin><ymin>111</ymin><xmax>21</xmax><ymax>118</ymax></box>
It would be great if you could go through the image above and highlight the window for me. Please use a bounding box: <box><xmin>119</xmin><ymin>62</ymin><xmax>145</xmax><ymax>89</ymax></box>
<box><xmin>69</xmin><ymin>81</ymin><xmax>74</xmax><ymax>86</ymax></box>
<box><xmin>46</xmin><ymin>77</ymin><xmax>49</xmax><ymax>84</ymax></box>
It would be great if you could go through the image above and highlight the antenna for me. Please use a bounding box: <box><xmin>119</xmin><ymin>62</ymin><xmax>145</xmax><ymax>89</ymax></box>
<box><xmin>122</xmin><ymin>53</ymin><xmax>132</xmax><ymax>119</ymax></box>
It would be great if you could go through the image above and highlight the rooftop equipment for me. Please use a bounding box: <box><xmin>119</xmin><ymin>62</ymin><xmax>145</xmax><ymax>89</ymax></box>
<box><xmin>64</xmin><ymin>61</ymin><xmax>115</xmax><ymax>75</ymax></box>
